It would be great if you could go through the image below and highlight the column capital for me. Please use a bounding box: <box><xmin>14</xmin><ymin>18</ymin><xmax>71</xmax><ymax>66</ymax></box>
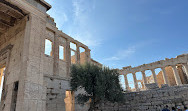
<box><xmin>124</xmin><ymin>73</ymin><xmax>128</xmax><ymax>76</ymax></box>
<box><xmin>150</xmin><ymin>68</ymin><xmax>156</xmax><ymax>71</ymax></box>
<box><xmin>132</xmin><ymin>72</ymin><xmax>136</xmax><ymax>74</ymax></box>
<box><xmin>85</xmin><ymin>48</ymin><xmax>91</xmax><ymax>52</ymax></box>
<box><xmin>141</xmin><ymin>70</ymin><xmax>145</xmax><ymax>73</ymax></box>
<box><xmin>119</xmin><ymin>70</ymin><xmax>125</xmax><ymax>75</ymax></box>
<box><xmin>76</xmin><ymin>43</ymin><xmax>81</xmax><ymax>47</ymax></box>
<box><xmin>171</xmin><ymin>65</ymin><xmax>177</xmax><ymax>68</ymax></box>
<box><xmin>67</xmin><ymin>38</ymin><xmax>71</xmax><ymax>42</ymax></box>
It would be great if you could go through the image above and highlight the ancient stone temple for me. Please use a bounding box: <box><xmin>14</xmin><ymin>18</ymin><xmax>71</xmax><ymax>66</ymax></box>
<box><xmin>1</xmin><ymin>0</ymin><xmax>188</xmax><ymax>111</ymax></box>
<box><xmin>95</xmin><ymin>55</ymin><xmax>188</xmax><ymax>111</ymax></box>
<box><xmin>0</xmin><ymin>0</ymin><xmax>102</xmax><ymax>111</ymax></box>
<box><xmin>119</xmin><ymin>54</ymin><xmax>188</xmax><ymax>91</ymax></box>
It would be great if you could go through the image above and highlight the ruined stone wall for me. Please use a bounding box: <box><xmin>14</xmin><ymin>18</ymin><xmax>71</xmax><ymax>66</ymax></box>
<box><xmin>44</xmin><ymin>76</ymin><xmax>89</xmax><ymax>111</ymax></box>
<box><xmin>73</xmin><ymin>52</ymin><xmax>102</xmax><ymax>67</ymax></box>
<box><xmin>43</xmin><ymin>12</ymin><xmax>94</xmax><ymax>111</ymax></box>
<box><xmin>44</xmin><ymin>77</ymin><xmax>68</xmax><ymax>111</ymax></box>
<box><xmin>121</xmin><ymin>55</ymin><xmax>188</xmax><ymax>91</ymax></box>
<box><xmin>155</xmin><ymin>65</ymin><xmax>187</xmax><ymax>87</ymax></box>
<box><xmin>148</xmin><ymin>66</ymin><xmax>176</xmax><ymax>87</ymax></box>
<box><xmin>0</xmin><ymin>19</ymin><xmax>26</xmax><ymax>111</ymax></box>
<box><xmin>97</xmin><ymin>85</ymin><xmax>188</xmax><ymax>111</ymax></box>
<box><xmin>80</xmin><ymin>52</ymin><xmax>86</xmax><ymax>64</ymax></box>
<box><xmin>177</xmin><ymin>65</ymin><xmax>188</xmax><ymax>84</ymax></box>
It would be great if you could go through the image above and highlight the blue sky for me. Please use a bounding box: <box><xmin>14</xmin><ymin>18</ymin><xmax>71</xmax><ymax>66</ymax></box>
<box><xmin>46</xmin><ymin>0</ymin><xmax>188</xmax><ymax>89</ymax></box>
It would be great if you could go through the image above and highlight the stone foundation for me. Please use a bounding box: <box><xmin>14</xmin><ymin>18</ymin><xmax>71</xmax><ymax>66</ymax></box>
<box><xmin>97</xmin><ymin>85</ymin><xmax>188</xmax><ymax>111</ymax></box>
<box><xmin>44</xmin><ymin>76</ymin><xmax>89</xmax><ymax>111</ymax></box>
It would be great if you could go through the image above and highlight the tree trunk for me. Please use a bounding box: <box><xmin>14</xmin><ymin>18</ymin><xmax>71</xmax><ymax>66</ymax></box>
<box><xmin>88</xmin><ymin>98</ymin><xmax>97</xmax><ymax>111</ymax></box>
<box><xmin>88</xmin><ymin>101</ymin><xmax>95</xmax><ymax>111</ymax></box>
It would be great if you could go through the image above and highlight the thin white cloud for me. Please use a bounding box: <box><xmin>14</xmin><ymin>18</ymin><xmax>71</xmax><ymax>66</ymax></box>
<box><xmin>72</xmin><ymin>1</ymin><xmax>79</xmax><ymax>17</ymax></box>
<box><xmin>118</xmin><ymin>46</ymin><xmax>136</xmax><ymax>58</ymax></box>
<box><xmin>105</xmin><ymin>46</ymin><xmax>136</xmax><ymax>61</ymax></box>
<box><xmin>46</xmin><ymin>0</ymin><xmax>102</xmax><ymax>48</ymax></box>
<box><xmin>72</xmin><ymin>0</ymin><xmax>90</xmax><ymax>26</ymax></box>
<box><xmin>55</xmin><ymin>13</ymin><xmax>68</xmax><ymax>28</ymax></box>
<box><xmin>70</xmin><ymin>32</ymin><xmax>101</xmax><ymax>47</ymax></box>
<box><xmin>104</xmin><ymin>39</ymin><xmax>157</xmax><ymax>62</ymax></box>
<box><xmin>69</xmin><ymin>0</ymin><xmax>102</xmax><ymax>47</ymax></box>
<box><xmin>105</xmin><ymin>57</ymin><xmax>120</xmax><ymax>61</ymax></box>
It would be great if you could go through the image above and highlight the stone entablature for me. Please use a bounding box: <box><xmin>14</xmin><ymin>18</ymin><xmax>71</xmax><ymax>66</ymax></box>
<box><xmin>121</xmin><ymin>54</ymin><xmax>188</xmax><ymax>73</ymax></box>
<box><xmin>45</xmin><ymin>22</ymin><xmax>91</xmax><ymax>78</ymax></box>
<box><xmin>25</xmin><ymin>0</ymin><xmax>51</xmax><ymax>12</ymax></box>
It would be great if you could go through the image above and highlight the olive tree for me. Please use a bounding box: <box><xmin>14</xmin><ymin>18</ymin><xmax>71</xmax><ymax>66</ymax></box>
<box><xmin>70</xmin><ymin>63</ymin><xmax>124</xmax><ymax>111</ymax></box>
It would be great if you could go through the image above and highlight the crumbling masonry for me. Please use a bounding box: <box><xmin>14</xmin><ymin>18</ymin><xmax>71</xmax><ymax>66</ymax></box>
<box><xmin>0</xmin><ymin>0</ymin><xmax>188</xmax><ymax>111</ymax></box>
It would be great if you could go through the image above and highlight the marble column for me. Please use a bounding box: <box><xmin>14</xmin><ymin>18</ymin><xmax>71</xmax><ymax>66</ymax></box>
<box><xmin>171</xmin><ymin>65</ymin><xmax>182</xmax><ymax>85</ymax></box>
<box><xmin>124</xmin><ymin>74</ymin><xmax>129</xmax><ymax>91</ymax></box>
<box><xmin>161</xmin><ymin>67</ymin><xmax>169</xmax><ymax>85</ymax></box>
<box><xmin>141</xmin><ymin>71</ymin><xmax>147</xmax><ymax>84</ymax></box>
<box><xmin>85</xmin><ymin>48</ymin><xmax>91</xmax><ymax>63</ymax></box>
<box><xmin>132</xmin><ymin>72</ymin><xmax>138</xmax><ymax>91</ymax></box>
<box><xmin>66</xmin><ymin>39</ymin><xmax>71</xmax><ymax>77</ymax></box>
<box><xmin>76</xmin><ymin>44</ymin><xmax>80</xmax><ymax>64</ymax></box>
<box><xmin>141</xmin><ymin>71</ymin><xmax>147</xmax><ymax>89</ymax></box>
<box><xmin>182</xmin><ymin>63</ymin><xmax>188</xmax><ymax>78</ymax></box>
<box><xmin>53</xmin><ymin>34</ymin><xmax>59</xmax><ymax>75</ymax></box>
<box><xmin>151</xmin><ymin>69</ymin><xmax>158</xmax><ymax>85</ymax></box>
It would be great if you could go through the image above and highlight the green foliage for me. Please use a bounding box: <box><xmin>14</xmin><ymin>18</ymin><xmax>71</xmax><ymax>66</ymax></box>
<box><xmin>70</xmin><ymin>63</ymin><xmax>124</xmax><ymax>109</ymax></box>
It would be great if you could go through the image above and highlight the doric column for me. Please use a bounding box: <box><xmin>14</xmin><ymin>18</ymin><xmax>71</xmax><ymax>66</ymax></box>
<box><xmin>85</xmin><ymin>48</ymin><xmax>91</xmax><ymax>63</ymax></box>
<box><xmin>141</xmin><ymin>71</ymin><xmax>147</xmax><ymax>84</ymax></box>
<box><xmin>124</xmin><ymin>74</ymin><xmax>129</xmax><ymax>91</ymax></box>
<box><xmin>182</xmin><ymin>63</ymin><xmax>188</xmax><ymax>78</ymax></box>
<box><xmin>76</xmin><ymin>44</ymin><xmax>80</xmax><ymax>64</ymax></box>
<box><xmin>161</xmin><ymin>67</ymin><xmax>169</xmax><ymax>85</ymax></box>
<box><xmin>151</xmin><ymin>69</ymin><xmax>158</xmax><ymax>85</ymax></box>
<box><xmin>53</xmin><ymin>34</ymin><xmax>59</xmax><ymax>75</ymax></box>
<box><xmin>171</xmin><ymin>65</ymin><xmax>182</xmax><ymax>85</ymax></box>
<box><xmin>141</xmin><ymin>71</ymin><xmax>147</xmax><ymax>89</ymax></box>
<box><xmin>132</xmin><ymin>72</ymin><xmax>138</xmax><ymax>91</ymax></box>
<box><xmin>66</xmin><ymin>39</ymin><xmax>71</xmax><ymax>77</ymax></box>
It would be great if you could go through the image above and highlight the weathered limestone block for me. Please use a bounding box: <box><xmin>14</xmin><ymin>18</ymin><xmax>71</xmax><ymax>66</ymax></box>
<box><xmin>96</xmin><ymin>85</ymin><xmax>188</xmax><ymax>111</ymax></box>
<box><xmin>161</xmin><ymin>84</ymin><xmax>169</xmax><ymax>88</ymax></box>
<box><xmin>145</xmin><ymin>83</ymin><xmax>159</xmax><ymax>90</ymax></box>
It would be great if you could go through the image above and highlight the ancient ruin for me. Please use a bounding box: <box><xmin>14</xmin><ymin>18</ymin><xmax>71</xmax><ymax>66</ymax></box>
<box><xmin>119</xmin><ymin>54</ymin><xmax>188</xmax><ymax>91</ymax></box>
<box><xmin>0</xmin><ymin>0</ymin><xmax>98</xmax><ymax>110</ymax></box>
<box><xmin>0</xmin><ymin>0</ymin><xmax>188</xmax><ymax>111</ymax></box>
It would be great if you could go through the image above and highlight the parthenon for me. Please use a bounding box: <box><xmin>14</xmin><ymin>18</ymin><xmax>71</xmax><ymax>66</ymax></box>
<box><xmin>120</xmin><ymin>54</ymin><xmax>188</xmax><ymax>91</ymax></box>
